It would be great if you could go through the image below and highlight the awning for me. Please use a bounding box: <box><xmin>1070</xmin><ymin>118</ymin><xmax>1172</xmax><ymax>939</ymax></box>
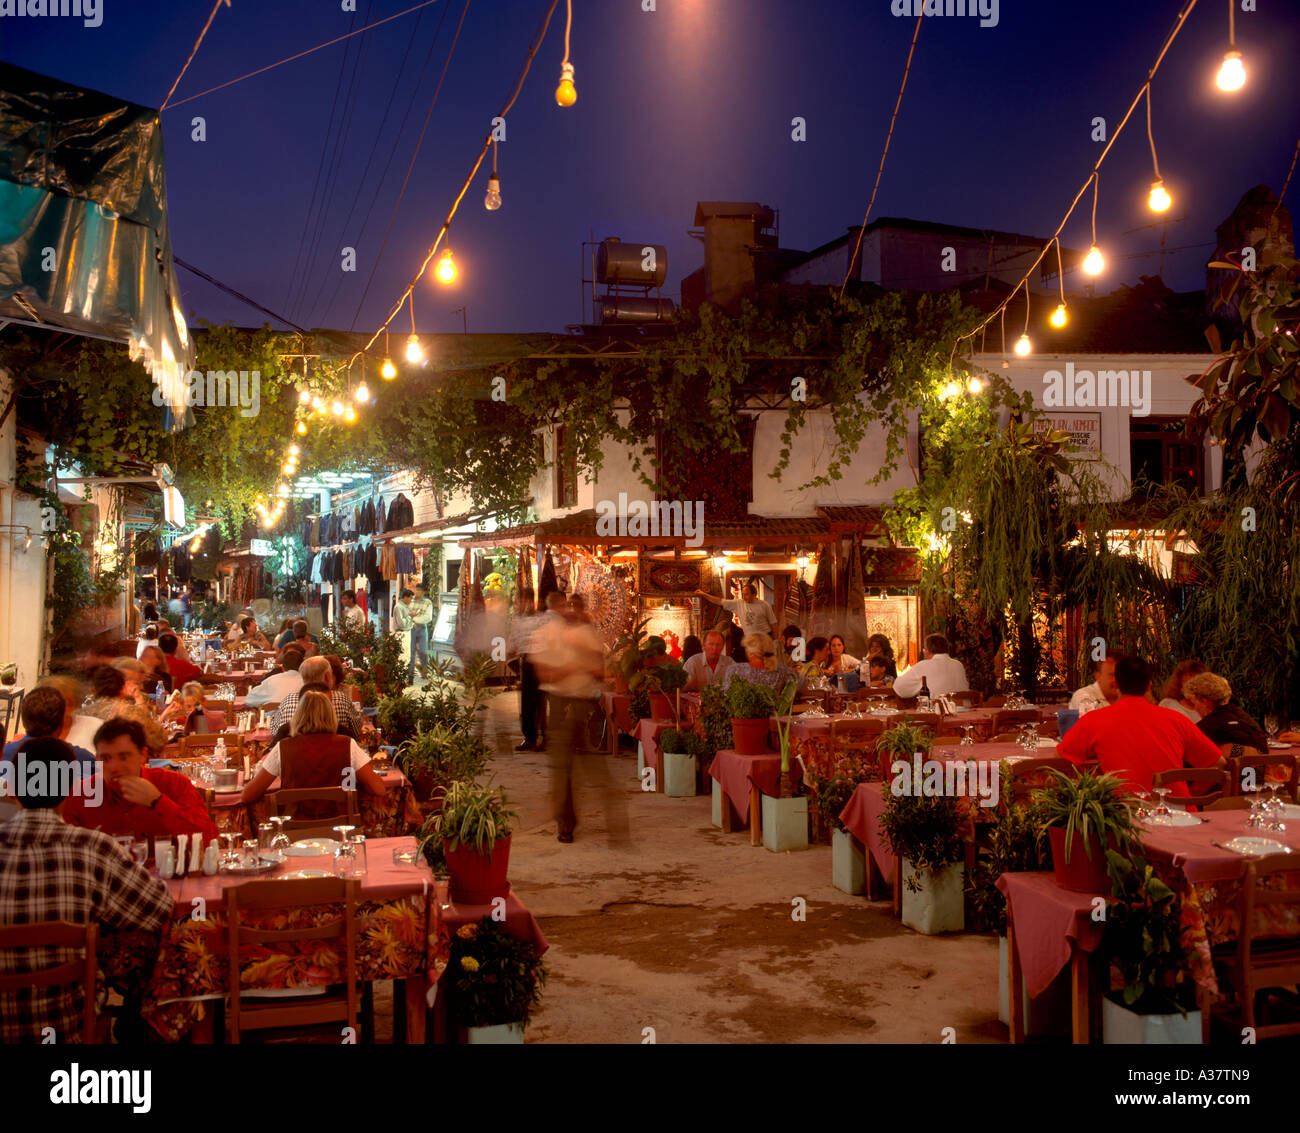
<box><xmin>0</xmin><ymin>62</ymin><xmax>194</xmax><ymax>429</ymax></box>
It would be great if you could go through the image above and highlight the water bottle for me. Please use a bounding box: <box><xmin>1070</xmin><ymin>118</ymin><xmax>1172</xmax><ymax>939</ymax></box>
<box><xmin>213</xmin><ymin>737</ymin><xmax>227</xmax><ymax>772</ymax></box>
<box><xmin>154</xmin><ymin>684</ymin><xmax>166</xmax><ymax>713</ymax></box>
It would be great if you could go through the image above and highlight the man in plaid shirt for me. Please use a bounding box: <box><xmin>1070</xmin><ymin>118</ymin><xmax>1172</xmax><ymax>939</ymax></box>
<box><xmin>267</xmin><ymin>656</ymin><xmax>366</xmax><ymax>742</ymax></box>
<box><xmin>0</xmin><ymin>738</ymin><xmax>172</xmax><ymax>1043</ymax></box>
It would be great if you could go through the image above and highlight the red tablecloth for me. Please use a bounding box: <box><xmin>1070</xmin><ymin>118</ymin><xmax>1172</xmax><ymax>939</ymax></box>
<box><xmin>930</xmin><ymin>741</ymin><xmax>1060</xmax><ymax>764</ymax></box>
<box><xmin>838</xmin><ymin>782</ymin><xmax>895</xmax><ymax>881</ymax></box>
<box><xmin>708</xmin><ymin>748</ymin><xmax>784</xmax><ymax>822</ymax></box>
<box><xmin>600</xmin><ymin>692</ymin><xmax>636</xmax><ymax>734</ymax></box>
<box><xmin>1138</xmin><ymin>810</ymin><xmax>1300</xmax><ymax>885</ymax></box>
<box><xmin>431</xmin><ymin>882</ymin><xmax>549</xmax><ymax>964</ymax></box>
<box><xmin>996</xmin><ymin>871</ymin><xmax>1105</xmax><ymax>998</ymax></box>
<box><xmin>635</xmin><ymin>719</ymin><xmax>672</xmax><ymax>789</ymax></box>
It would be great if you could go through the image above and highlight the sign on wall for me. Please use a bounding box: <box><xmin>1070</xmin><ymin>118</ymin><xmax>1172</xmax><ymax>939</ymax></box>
<box><xmin>1034</xmin><ymin>412</ymin><xmax>1101</xmax><ymax>458</ymax></box>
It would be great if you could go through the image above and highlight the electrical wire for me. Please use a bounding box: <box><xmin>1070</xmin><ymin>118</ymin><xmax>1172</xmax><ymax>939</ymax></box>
<box><xmin>1273</xmin><ymin>134</ymin><xmax>1300</xmax><ymax>219</ymax></box>
<box><xmin>160</xmin><ymin>0</ymin><xmax>443</xmax><ymax>111</ymax></box>
<box><xmin>160</xmin><ymin>0</ymin><xmax>229</xmax><ymax>110</ymax></box>
<box><xmin>839</xmin><ymin>11</ymin><xmax>923</xmax><ymax>300</ymax></box>
<box><xmin>174</xmin><ymin>256</ymin><xmax>308</xmax><ymax>333</ymax></box>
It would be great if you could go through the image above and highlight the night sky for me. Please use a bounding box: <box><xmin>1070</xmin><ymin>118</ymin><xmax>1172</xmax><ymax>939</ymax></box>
<box><xmin>4</xmin><ymin>0</ymin><xmax>1298</xmax><ymax>337</ymax></box>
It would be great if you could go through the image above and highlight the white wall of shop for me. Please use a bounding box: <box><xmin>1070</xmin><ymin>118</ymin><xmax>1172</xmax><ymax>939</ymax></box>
<box><xmin>976</xmin><ymin>353</ymin><xmax>1224</xmax><ymax>496</ymax></box>
<box><xmin>0</xmin><ymin>369</ymin><xmax>48</xmax><ymax>691</ymax></box>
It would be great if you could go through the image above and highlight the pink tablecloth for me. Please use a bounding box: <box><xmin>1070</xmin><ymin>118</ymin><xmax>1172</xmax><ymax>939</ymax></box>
<box><xmin>635</xmin><ymin>719</ymin><xmax>671</xmax><ymax>790</ymax></box>
<box><xmin>930</xmin><ymin>741</ymin><xmax>1060</xmax><ymax>764</ymax></box>
<box><xmin>1138</xmin><ymin>810</ymin><xmax>1300</xmax><ymax>885</ymax></box>
<box><xmin>838</xmin><ymin>782</ymin><xmax>895</xmax><ymax>881</ymax></box>
<box><xmin>432</xmin><ymin>881</ymin><xmax>549</xmax><ymax>958</ymax></box>
<box><xmin>708</xmin><ymin>749</ymin><xmax>784</xmax><ymax>821</ymax></box>
<box><xmin>600</xmin><ymin>692</ymin><xmax>636</xmax><ymax>734</ymax></box>
<box><xmin>996</xmin><ymin>871</ymin><xmax>1105</xmax><ymax>998</ymax></box>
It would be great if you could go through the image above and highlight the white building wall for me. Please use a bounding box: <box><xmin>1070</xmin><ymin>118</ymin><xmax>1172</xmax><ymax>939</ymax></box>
<box><xmin>0</xmin><ymin>369</ymin><xmax>48</xmax><ymax>690</ymax></box>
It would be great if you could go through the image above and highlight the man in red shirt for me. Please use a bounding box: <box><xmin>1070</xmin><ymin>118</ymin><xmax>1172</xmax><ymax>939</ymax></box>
<box><xmin>1057</xmin><ymin>655</ymin><xmax>1225</xmax><ymax>797</ymax></box>
<box><xmin>60</xmin><ymin>717</ymin><xmax>217</xmax><ymax>841</ymax></box>
<box><xmin>159</xmin><ymin>632</ymin><xmax>203</xmax><ymax>685</ymax></box>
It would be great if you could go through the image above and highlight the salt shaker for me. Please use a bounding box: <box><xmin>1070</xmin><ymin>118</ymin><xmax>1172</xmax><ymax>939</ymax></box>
<box><xmin>202</xmin><ymin>840</ymin><xmax>219</xmax><ymax>875</ymax></box>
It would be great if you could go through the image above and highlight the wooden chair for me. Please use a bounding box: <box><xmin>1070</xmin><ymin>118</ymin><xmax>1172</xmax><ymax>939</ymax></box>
<box><xmin>204</xmin><ymin>699</ymin><xmax>235</xmax><ymax>726</ymax></box>
<box><xmin>1203</xmin><ymin>796</ymin><xmax>1252</xmax><ymax>812</ymax></box>
<box><xmin>829</xmin><ymin>718</ymin><xmax>884</xmax><ymax>760</ymax></box>
<box><xmin>1207</xmin><ymin>855</ymin><xmax>1300</xmax><ymax>1042</ymax></box>
<box><xmin>1008</xmin><ymin>757</ymin><xmax>1077</xmax><ymax>803</ymax></box>
<box><xmin>0</xmin><ymin>922</ymin><xmax>99</xmax><ymax>1043</ymax></box>
<box><xmin>271</xmin><ymin>787</ymin><xmax>360</xmax><ymax>840</ymax></box>
<box><xmin>1152</xmin><ymin>767</ymin><xmax>1228</xmax><ymax>810</ymax></box>
<box><xmin>179</xmin><ymin>732</ymin><xmax>245</xmax><ymax>761</ymax></box>
<box><xmin>0</xmin><ymin>687</ymin><xmax>25</xmax><ymax>745</ymax></box>
<box><xmin>899</xmin><ymin>712</ymin><xmax>940</xmax><ymax>732</ymax></box>
<box><xmin>991</xmin><ymin>709</ymin><xmax>1042</xmax><ymax>734</ymax></box>
<box><xmin>1225</xmin><ymin>747</ymin><xmax>1298</xmax><ymax>801</ymax></box>
<box><xmin>226</xmin><ymin>878</ymin><xmax>362</xmax><ymax>1043</ymax></box>
<box><xmin>949</xmin><ymin>689</ymin><xmax>981</xmax><ymax>708</ymax></box>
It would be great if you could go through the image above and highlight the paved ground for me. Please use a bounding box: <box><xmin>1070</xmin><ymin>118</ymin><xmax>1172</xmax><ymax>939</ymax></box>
<box><xmin>477</xmin><ymin>693</ymin><xmax>1008</xmax><ymax>1045</ymax></box>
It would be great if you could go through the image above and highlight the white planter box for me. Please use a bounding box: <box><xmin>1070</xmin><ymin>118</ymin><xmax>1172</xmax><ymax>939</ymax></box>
<box><xmin>663</xmin><ymin>751</ymin><xmax>697</xmax><ymax>797</ymax></box>
<box><xmin>761</xmin><ymin>794</ymin><xmax>808</xmax><ymax>853</ymax></box>
<box><xmin>711</xmin><ymin>779</ymin><xmax>723</xmax><ymax>827</ymax></box>
<box><xmin>1102</xmin><ymin>998</ymin><xmax>1202</xmax><ymax>1045</ymax></box>
<box><xmin>636</xmin><ymin>742</ymin><xmax>644</xmax><ymax>779</ymax></box>
<box><xmin>998</xmin><ymin>935</ymin><xmax>1070</xmax><ymax>1036</ymax></box>
<box><xmin>832</xmin><ymin>828</ymin><xmax>866</xmax><ymax>894</ymax></box>
<box><xmin>464</xmin><ymin>1021</ymin><xmax>525</xmax><ymax>1045</ymax></box>
<box><xmin>900</xmin><ymin>860</ymin><xmax>965</xmax><ymax>934</ymax></box>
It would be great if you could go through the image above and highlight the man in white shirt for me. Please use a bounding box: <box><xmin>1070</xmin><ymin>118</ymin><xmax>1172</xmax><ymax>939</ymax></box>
<box><xmin>341</xmin><ymin>589</ymin><xmax>366</xmax><ymax>632</ymax></box>
<box><xmin>244</xmin><ymin>648</ymin><xmax>305</xmax><ymax>708</ymax></box>
<box><xmin>892</xmin><ymin>633</ymin><xmax>968</xmax><ymax>699</ymax></box>
<box><xmin>683</xmin><ymin>629</ymin><xmax>733</xmax><ymax>690</ymax></box>
<box><xmin>1069</xmin><ymin>655</ymin><xmax>1119</xmax><ymax>715</ymax></box>
<box><xmin>697</xmin><ymin>582</ymin><xmax>778</xmax><ymax>639</ymax></box>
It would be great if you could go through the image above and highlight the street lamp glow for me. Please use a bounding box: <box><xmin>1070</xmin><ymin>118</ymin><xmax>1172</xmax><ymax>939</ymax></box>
<box><xmin>943</xmin><ymin>380</ymin><xmax>961</xmax><ymax>399</ymax></box>
<box><xmin>435</xmin><ymin>248</ymin><xmax>457</xmax><ymax>284</ymax></box>
<box><xmin>1014</xmin><ymin>334</ymin><xmax>1032</xmax><ymax>356</ymax></box>
<box><xmin>298</xmin><ymin>389</ymin><xmax>310</xmax><ymax>404</ymax></box>
<box><xmin>332</xmin><ymin>400</ymin><xmax>344</xmax><ymax>417</ymax></box>
<box><xmin>1148</xmin><ymin>178</ymin><xmax>1172</xmax><ymax>212</ymax></box>
<box><xmin>1083</xmin><ymin>245</ymin><xmax>1106</xmax><ymax>276</ymax></box>
<box><xmin>1216</xmin><ymin>49</ymin><xmax>1246</xmax><ymax>91</ymax></box>
<box><xmin>296</xmin><ymin>420</ymin><xmax>307</xmax><ymax>435</ymax></box>
<box><xmin>967</xmin><ymin>376</ymin><xmax>983</xmax><ymax>395</ymax></box>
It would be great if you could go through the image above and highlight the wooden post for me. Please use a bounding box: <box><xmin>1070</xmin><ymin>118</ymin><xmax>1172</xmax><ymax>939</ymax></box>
<box><xmin>1007</xmin><ymin>908</ymin><xmax>1026</xmax><ymax>1044</ymax></box>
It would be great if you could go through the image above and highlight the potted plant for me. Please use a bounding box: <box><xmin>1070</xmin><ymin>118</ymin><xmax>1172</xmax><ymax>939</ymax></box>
<box><xmin>726</xmin><ymin>678</ymin><xmax>777</xmax><ymax>755</ymax></box>
<box><xmin>0</xmin><ymin>663</ymin><xmax>16</xmax><ymax>687</ymax></box>
<box><xmin>660</xmin><ymin>727</ymin><xmax>705</xmax><ymax>797</ymax></box>
<box><xmin>760</xmin><ymin>679</ymin><xmax>807</xmax><ymax>851</ymax></box>
<box><xmin>879</xmin><ymin>790</ymin><xmax>967</xmax><ymax>934</ymax></box>
<box><xmin>426</xmin><ymin>778</ymin><xmax>516</xmax><ymax>905</ymax></box>
<box><xmin>398</xmin><ymin>726</ymin><xmax>490</xmax><ymax>803</ymax></box>
<box><xmin>1100</xmin><ymin>850</ymin><xmax>1201</xmax><ymax>1044</ymax></box>
<box><xmin>632</xmin><ymin>657</ymin><xmax>688</xmax><ymax>721</ymax></box>
<box><xmin>612</xmin><ymin>618</ymin><xmax>652</xmax><ymax>693</ymax></box>
<box><xmin>806</xmin><ymin>752</ymin><xmax>875</xmax><ymax>890</ymax></box>
<box><xmin>445</xmin><ymin>917</ymin><xmax>547</xmax><ymax>1044</ymax></box>
<box><xmin>1037</xmin><ymin>769</ymin><xmax>1137</xmax><ymax>894</ymax></box>
<box><xmin>875</xmin><ymin>720</ymin><xmax>932</xmax><ymax>782</ymax></box>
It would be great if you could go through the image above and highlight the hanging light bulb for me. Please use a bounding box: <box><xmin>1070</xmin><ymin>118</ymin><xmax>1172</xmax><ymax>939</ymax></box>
<box><xmin>332</xmin><ymin>400</ymin><xmax>344</xmax><ymax>416</ymax></box>
<box><xmin>435</xmin><ymin>248</ymin><xmax>457</xmax><ymax>284</ymax></box>
<box><xmin>1216</xmin><ymin>49</ymin><xmax>1245</xmax><ymax>91</ymax></box>
<box><xmin>289</xmin><ymin>444</ymin><xmax>300</xmax><ymax>457</ymax></box>
<box><xmin>355</xmin><ymin>382</ymin><xmax>370</xmax><ymax>403</ymax></box>
<box><xmin>1050</xmin><ymin>303</ymin><xmax>1068</xmax><ymax>328</ymax></box>
<box><xmin>298</xmin><ymin>389</ymin><xmax>311</xmax><ymax>405</ymax></box>
<box><xmin>283</xmin><ymin>461</ymin><xmax>295</xmax><ymax>475</ymax></box>
<box><xmin>1014</xmin><ymin>334</ymin><xmax>1032</xmax><ymax>356</ymax></box>
<box><xmin>943</xmin><ymin>380</ymin><xmax>961</xmax><ymax>399</ymax></box>
<box><xmin>381</xmin><ymin>358</ymin><xmax>397</xmax><ymax>380</ymax></box>
<box><xmin>276</xmin><ymin>484</ymin><xmax>290</xmax><ymax>498</ymax></box>
<box><xmin>344</xmin><ymin>405</ymin><xmax>357</xmax><ymax>423</ymax></box>
<box><xmin>967</xmin><ymin>376</ymin><xmax>983</xmax><ymax>395</ymax></box>
<box><xmin>555</xmin><ymin>61</ymin><xmax>576</xmax><ymax>107</ymax></box>
<box><xmin>484</xmin><ymin>173</ymin><xmax>502</xmax><ymax>211</ymax></box>
<box><xmin>311</xmin><ymin>395</ymin><xmax>323</xmax><ymax>410</ymax></box>
<box><xmin>405</xmin><ymin>334</ymin><xmax>423</xmax><ymax>363</ymax></box>
<box><xmin>1148</xmin><ymin>178</ymin><xmax>1172</xmax><ymax>212</ymax></box>
<box><xmin>1083</xmin><ymin>245</ymin><xmax>1106</xmax><ymax>276</ymax></box>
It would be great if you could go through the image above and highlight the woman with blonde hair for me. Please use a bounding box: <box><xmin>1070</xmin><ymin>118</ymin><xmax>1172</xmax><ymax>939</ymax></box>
<box><xmin>1182</xmin><ymin>672</ymin><xmax>1270</xmax><ymax>752</ymax></box>
<box><xmin>241</xmin><ymin>689</ymin><xmax>385</xmax><ymax>806</ymax></box>
<box><xmin>160</xmin><ymin>681</ymin><xmax>227</xmax><ymax>735</ymax></box>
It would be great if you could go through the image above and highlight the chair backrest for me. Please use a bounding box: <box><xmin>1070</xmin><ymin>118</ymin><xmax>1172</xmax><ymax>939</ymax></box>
<box><xmin>1239</xmin><ymin>856</ymin><xmax>1300</xmax><ymax>964</ymax></box>
<box><xmin>0</xmin><ymin>921</ymin><xmax>98</xmax><ymax>1043</ymax></box>
<box><xmin>991</xmin><ymin>709</ymin><xmax>1042</xmax><ymax>733</ymax></box>
<box><xmin>949</xmin><ymin>689</ymin><xmax>980</xmax><ymax>707</ymax></box>
<box><xmin>272</xmin><ymin>787</ymin><xmax>359</xmax><ymax>838</ymax></box>
<box><xmin>226</xmin><ymin>878</ymin><xmax>357</xmax><ymax>1042</ymax></box>
<box><xmin>899</xmin><ymin>713</ymin><xmax>940</xmax><ymax>732</ymax></box>
<box><xmin>203</xmin><ymin>699</ymin><xmax>235</xmax><ymax>725</ymax></box>
<box><xmin>1225</xmin><ymin>748</ymin><xmax>1297</xmax><ymax>800</ymax></box>
<box><xmin>1009</xmin><ymin>757</ymin><xmax>1077</xmax><ymax>802</ymax></box>
<box><xmin>1203</xmin><ymin>795</ymin><xmax>1252</xmax><ymax>811</ymax></box>
<box><xmin>179</xmin><ymin>732</ymin><xmax>245</xmax><ymax>760</ymax></box>
<box><xmin>1152</xmin><ymin>766</ymin><xmax>1228</xmax><ymax>809</ymax></box>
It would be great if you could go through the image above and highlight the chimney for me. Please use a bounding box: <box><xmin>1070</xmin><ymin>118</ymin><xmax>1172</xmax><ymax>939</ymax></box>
<box><xmin>691</xmin><ymin>202</ymin><xmax>777</xmax><ymax>313</ymax></box>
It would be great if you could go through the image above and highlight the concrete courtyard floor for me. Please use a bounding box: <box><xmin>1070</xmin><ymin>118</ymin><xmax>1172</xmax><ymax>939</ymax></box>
<box><xmin>474</xmin><ymin>693</ymin><xmax>1008</xmax><ymax>1044</ymax></box>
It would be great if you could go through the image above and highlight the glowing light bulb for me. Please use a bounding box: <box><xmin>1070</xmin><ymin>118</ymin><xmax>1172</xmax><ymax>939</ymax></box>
<box><xmin>299</xmin><ymin>389</ymin><xmax>311</xmax><ymax>405</ymax></box>
<box><xmin>332</xmin><ymin>400</ymin><xmax>344</xmax><ymax>416</ymax></box>
<box><xmin>289</xmin><ymin>444</ymin><xmax>300</xmax><ymax>457</ymax></box>
<box><xmin>355</xmin><ymin>383</ymin><xmax>370</xmax><ymax>403</ymax></box>
<box><xmin>381</xmin><ymin>358</ymin><xmax>397</xmax><ymax>380</ymax></box>
<box><xmin>555</xmin><ymin>62</ymin><xmax>576</xmax><ymax>107</ymax></box>
<box><xmin>344</xmin><ymin>406</ymin><xmax>356</xmax><ymax>423</ymax></box>
<box><xmin>943</xmin><ymin>380</ymin><xmax>961</xmax><ymax>399</ymax></box>
<box><xmin>276</xmin><ymin>484</ymin><xmax>290</xmax><ymax>498</ymax></box>
<box><xmin>1083</xmin><ymin>245</ymin><xmax>1105</xmax><ymax>276</ymax></box>
<box><xmin>435</xmin><ymin>248</ymin><xmax>457</xmax><ymax>284</ymax></box>
<box><xmin>1216</xmin><ymin>49</ymin><xmax>1245</xmax><ymax>92</ymax></box>
<box><xmin>311</xmin><ymin>396</ymin><xmax>323</xmax><ymax>410</ymax></box>
<box><xmin>967</xmin><ymin>377</ymin><xmax>983</xmax><ymax>395</ymax></box>
<box><xmin>484</xmin><ymin>173</ymin><xmax>502</xmax><ymax>211</ymax></box>
<box><xmin>1148</xmin><ymin>178</ymin><xmax>1171</xmax><ymax>212</ymax></box>
<box><xmin>1014</xmin><ymin>334</ymin><xmax>1032</xmax><ymax>356</ymax></box>
<box><xmin>1050</xmin><ymin>303</ymin><xmax>1068</xmax><ymax>328</ymax></box>
<box><xmin>283</xmin><ymin>462</ymin><xmax>294</xmax><ymax>475</ymax></box>
<box><xmin>405</xmin><ymin>334</ymin><xmax>423</xmax><ymax>363</ymax></box>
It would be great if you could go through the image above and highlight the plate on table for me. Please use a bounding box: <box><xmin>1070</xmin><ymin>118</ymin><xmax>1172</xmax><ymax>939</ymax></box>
<box><xmin>285</xmin><ymin>838</ymin><xmax>340</xmax><ymax>856</ymax></box>
<box><xmin>219</xmin><ymin>855</ymin><xmax>283</xmax><ymax>875</ymax></box>
<box><xmin>1141</xmin><ymin>810</ymin><xmax>1202</xmax><ymax>827</ymax></box>
<box><xmin>1268</xmin><ymin>741</ymin><xmax>1290</xmax><ymax>749</ymax></box>
<box><xmin>1217</xmin><ymin>836</ymin><xmax>1292</xmax><ymax>856</ymax></box>
<box><xmin>278</xmin><ymin>869</ymin><xmax>334</xmax><ymax>879</ymax></box>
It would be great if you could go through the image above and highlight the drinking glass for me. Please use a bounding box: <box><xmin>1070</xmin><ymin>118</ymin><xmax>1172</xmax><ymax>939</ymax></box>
<box><xmin>258</xmin><ymin>822</ymin><xmax>276</xmax><ymax>853</ymax></box>
<box><xmin>268</xmin><ymin>815</ymin><xmax>291</xmax><ymax>858</ymax></box>
<box><xmin>1151</xmin><ymin>786</ymin><xmax>1173</xmax><ymax>819</ymax></box>
<box><xmin>1244</xmin><ymin>785</ymin><xmax>1265</xmax><ymax>829</ymax></box>
<box><xmin>1265</xmin><ymin>715</ymin><xmax>1280</xmax><ymax>740</ymax></box>
<box><xmin>960</xmin><ymin>725</ymin><xmax>975</xmax><ymax>747</ymax></box>
<box><xmin>219</xmin><ymin>831</ymin><xmax>242</xmax><ymax>870</ymax></box>
<box><xmin>114</xmin><ymin>835</ymin><xmax>134</xmax><ymax>858</ymax></box>
<box><xmin>392</xmin><ymin>846</ymin><xmax>421</xmax><ymax>867</ymax></box>
<box><xmin>333</xmin><ymin>839</ymin><xmax>359</xmax><ymax>878</ymax></box>
<box><xmin>130</xmin><ymin>840</ymin><xmax>149</xmax><ymax>868</ymax></box>
<box><xmin>332</xmin><ymin>824</ymin><xmax>357</xmax><ymax>844</ymax></box>
<box><xmin>240</xmin><ymin>839</ymin><xmax>260</xmax><ymax>870</ymax></box>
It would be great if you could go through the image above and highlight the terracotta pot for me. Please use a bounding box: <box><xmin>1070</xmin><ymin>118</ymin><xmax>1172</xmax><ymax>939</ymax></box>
<box><xmin>730</xmin><ymin>717</ymin><xmax>771</xmax><ymax>755</ymax></box>
<box><xmin>445</xmin><ymin>835</ymin><xmax>512</xmax><ymax>905</ymax></box>
<box><xmin>648</xmin><ymin>692</ymin><xmax>675</xmax><ymax>720</ymax></box>
<box><xmin>1049</xmin><ymin>826</ymin><xmax>1113</xmax><ymax>894</ymax></box>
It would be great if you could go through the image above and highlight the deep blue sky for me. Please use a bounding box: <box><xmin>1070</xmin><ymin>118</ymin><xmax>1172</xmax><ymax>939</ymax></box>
<box><xmin>4</xmin><ymin>0</ymin><xmax>1299</xmax><ymax>336</ymax></box>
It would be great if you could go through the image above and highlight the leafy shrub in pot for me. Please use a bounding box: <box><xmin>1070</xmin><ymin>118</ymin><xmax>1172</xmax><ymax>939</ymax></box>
<box><xmin>1037</xmin><ymin>768</ymin><xmax>1137</xmax><ymax>893</ymax></box>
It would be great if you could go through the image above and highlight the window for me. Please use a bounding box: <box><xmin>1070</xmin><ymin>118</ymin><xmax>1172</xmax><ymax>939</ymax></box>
<box><xmin>553</xmin><ymin>426</ymin><xmax>578</xmax><ymax>509</ymax></box>
<box><xmin>1128</xmin><ymin>417</ymin><xmax>1204</xmax><ymax>495</ymax></box>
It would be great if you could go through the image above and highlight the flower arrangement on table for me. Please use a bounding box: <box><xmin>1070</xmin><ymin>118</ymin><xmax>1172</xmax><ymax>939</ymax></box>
<box><xmin>445</xmin><ymin>917</ymin><xmax>547</xmax><ymax>1029</ymax></box>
